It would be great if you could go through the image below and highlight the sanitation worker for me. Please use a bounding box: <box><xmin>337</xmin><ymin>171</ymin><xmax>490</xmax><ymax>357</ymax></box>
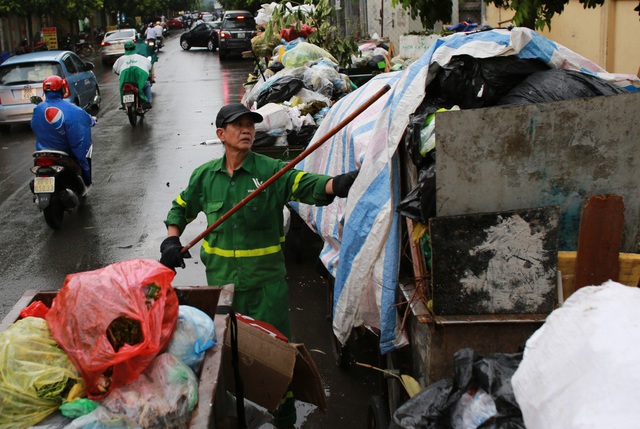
<box><xmin>160</xmin><ymin>103</ymin><xmax>358</xmax><ymax>428</ymax></box>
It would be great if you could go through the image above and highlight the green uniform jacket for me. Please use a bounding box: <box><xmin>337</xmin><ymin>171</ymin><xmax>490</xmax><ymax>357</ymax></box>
<box><xmin>165</xmin><ymin>151</ymin><xmax>334</xmax><ymax>291</ymax></box>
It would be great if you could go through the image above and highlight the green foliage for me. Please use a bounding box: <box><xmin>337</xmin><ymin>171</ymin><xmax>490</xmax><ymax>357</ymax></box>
<box><xmin>487</xmin><ymin>0</ymin><xmax>605</xmax><ymax>30</ymax></box>
<box><xmin>0</xmin><ymin>0</ymin><xmax>103</xmax><ymax>18</ymax></box>
<box><xmin>391</xmin><ymin>0</ymin><xmax>454</xmax><ymax>30</ymax></box>
<box><xmin>393</xmin><ymin>0</ymin><xmax>619</xmax><ymax>31</ymax></box>
<box><xmin>262</xmin><ymin>0</ymin><xmax>360</xmax><ymax>68</ymax></box>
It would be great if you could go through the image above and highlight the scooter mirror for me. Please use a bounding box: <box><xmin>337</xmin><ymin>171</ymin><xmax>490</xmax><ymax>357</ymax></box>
<box><xmin>30</xmin><ymin>95</ymin><xmax>43</xmax><ymax>105</ymax></box>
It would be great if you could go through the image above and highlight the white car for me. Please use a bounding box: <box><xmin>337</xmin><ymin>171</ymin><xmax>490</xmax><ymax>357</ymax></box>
<box><xmin>202</xmin><ymin>12</ymin><xmax>214</xmax><ymax>22</ymax></box>
<box><xmin>99</xmin><ymin>28</ymin><xmax>137</xmax><ymax>66</ymax></box>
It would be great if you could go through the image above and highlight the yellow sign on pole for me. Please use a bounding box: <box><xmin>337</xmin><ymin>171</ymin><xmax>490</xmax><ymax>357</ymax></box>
<box><xmin>42</xmin><ymin>27</ymin><xmax>58</xmax><ymax>49</ymax></box>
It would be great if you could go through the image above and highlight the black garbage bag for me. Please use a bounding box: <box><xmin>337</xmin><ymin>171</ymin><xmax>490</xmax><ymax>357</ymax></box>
<box><xmin>287</xmin><ymin>124</ymin><xmax>317</xmax><ymax>147</ymax></box>
<box><xmin>256</xmin><ymin>75</ymin><xmax>305</xmax><ymax>108</ymax></box>
<box><xmin>397</xmin><ymin>162</ymin><xmax>436</xmax><ymax>223</ymax></box>
<box><xmin>496</xmin><ymin>68</ymin><xmax>629</xmax><ymax>105</ymax></box>
<box><xmin>367</xmin><ymin>54</ymin><xmax>388</xmax><ymax>71</ymax></box>
<box><xmin>403</xmin><ymin>96</ymin><xmax>442</xmax><ymax>169</ymax></box>
<box><xmin>452</xmin><ymin>349</ymin><xmax>525</xmax><ymax>429</ymax></box>
<box><xmin>391</xmin><ymin>348</ymin><xmax>525</xmax><ymax>429</ymax></box>
<box><xmin>431</xmin><ymin>55</ymin><xmax>549</xmax><ymax>109</ymax></box>
<box><xmin>390</xmin><ymin>378</ymin><xmax>458</xmax><ymax>429</ymax></box>
<box><xmin>253</xmin><ymin>131</ymin><xmax>279</xmax><ymax>147</ymax></box>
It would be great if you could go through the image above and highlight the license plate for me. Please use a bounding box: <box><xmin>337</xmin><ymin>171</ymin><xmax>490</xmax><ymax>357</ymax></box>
<box><xmin>123</xmin><ymin>94</ymin><xmax>135</xmax><ymax>103</ymax></box>
<box><xmin>237</xmin><ymin>32</ymin><xmax>245</xmax><ymax>38</ymax></box>
<box><xmin>34</xmin><ymin>177</ymin><xmax>55</xmax><ymax>193</ymax></box>
<box><xmin>23</xmin><ymin>87</ymin><xmax>36</xmax><ymax>100</ymax></box>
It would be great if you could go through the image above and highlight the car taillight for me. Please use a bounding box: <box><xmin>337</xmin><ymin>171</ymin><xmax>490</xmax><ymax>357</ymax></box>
<box><xmin>237</xmin><ymin>16</ymin><xmax>245</xmax><ymax>21</ymax></box>
<box><xmin>34</xmin><ymin>156</ymin><xmax>57</xmax><ymax>167</ymax></box>
<box><xmin>220</xmin><ymin>31</ymin><xmax>231</xmax><ymax>39</ymax></box>
<box><xmin>101</xmin><ymin>41</ymin><xmax>110</xmax><ymax>47</ymax></box>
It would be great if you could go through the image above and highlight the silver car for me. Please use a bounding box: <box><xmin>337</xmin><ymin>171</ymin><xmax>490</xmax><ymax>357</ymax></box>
<box><xmin>0</xmin><ymin>50</ymin><xmax>100</xmax><ymax>132</ymax></box>
<box><xmin>99</xmin><ymin>28</ymin><xmax>137</xmax><ymax>65</ymax></box>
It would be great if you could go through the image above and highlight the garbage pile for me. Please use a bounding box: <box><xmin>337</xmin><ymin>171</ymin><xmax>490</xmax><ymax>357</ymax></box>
<box><xmin>0</xmin><ymin>259</ymin><xmax>217</xmax><ymax>428</ymax></box>
<box><xmin>241</xmin><ymin>2</ymin><xmax>357</xmax><ymax>149</ymax></box>
<box><xmin>290</xmin><ymin>26</ymin><xmax>640</xmax><ymax>357</ymax></box>
<box><xmin>389</xmin><ymin>281</ymin><xmax>640</xmax><ymax>428</ymax></box>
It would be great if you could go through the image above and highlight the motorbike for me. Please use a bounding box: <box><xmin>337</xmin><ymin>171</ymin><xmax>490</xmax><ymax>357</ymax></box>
<box><xmin>75</xmin><ymin>33</ymin><xmax>94</xmax><ymax>58</ymax></box>
<box><xmin>146</xmin><ymin>37</ymin><xmax>157</xmax><ymax>54</ymax></box>
<box><xmin>121</xmin><ymin>82</ymin><xmax>151</xmax><ymax>126</ymax></box>
<box><xmin>30</xmin><ymin>148</ymin><xmax>91</xmax><ymax>229</ymax></box>
<box><xmin>15</xmin><ymin>39</ymin><xmax>48</xmax><ymax>55</ymax></box>
<box><xmin>61</xmin><ymin>33</ymin><xmax>94</xmax><ymax>58</ymax></box>
<box><xmin>29</xmin><ymin>96</ymin><xmax>96</xmax><ymax>228</ymax></box>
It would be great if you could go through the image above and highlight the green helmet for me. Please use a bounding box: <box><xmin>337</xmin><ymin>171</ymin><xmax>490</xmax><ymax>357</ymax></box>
<box><xmin>124</xmin><ymin>40</ymin><xmax>136</xmax><ymax>51</ymax></box>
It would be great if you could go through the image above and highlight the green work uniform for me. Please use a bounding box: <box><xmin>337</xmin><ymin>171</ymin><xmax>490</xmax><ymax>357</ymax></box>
<box><xmin>164</xmin><ymin>150</ymin><xmax>334</xmax><ymax>337</ymax></box>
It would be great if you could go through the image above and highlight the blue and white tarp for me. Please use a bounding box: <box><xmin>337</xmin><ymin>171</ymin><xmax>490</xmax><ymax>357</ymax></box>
<box><xmin>289</xmin><ymin>27</ymin><xmax>640</xmax><ymax>354</ymax></box>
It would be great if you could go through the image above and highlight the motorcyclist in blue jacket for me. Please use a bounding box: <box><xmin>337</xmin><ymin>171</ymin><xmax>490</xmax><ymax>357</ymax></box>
<box><xmin>30</xmin><ymin>75</ymin><xmax>95</xmax><ymax>187</ymax></box>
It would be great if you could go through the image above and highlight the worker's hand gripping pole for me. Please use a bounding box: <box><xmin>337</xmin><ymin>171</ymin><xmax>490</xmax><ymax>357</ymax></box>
<box><xmin>181</xmin><ymin>83</ymin><xmax>391</xmax><ymax>254</ymax></box>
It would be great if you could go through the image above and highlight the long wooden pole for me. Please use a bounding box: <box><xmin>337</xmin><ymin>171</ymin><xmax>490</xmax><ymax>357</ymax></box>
<box><xmin>181</xmin><ymin>83</ymin><xmax>391</xmax><ymax>253</ymax></box>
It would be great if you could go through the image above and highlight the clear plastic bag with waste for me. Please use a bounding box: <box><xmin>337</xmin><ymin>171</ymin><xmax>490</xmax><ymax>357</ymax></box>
<box><xmin>166</xmin><ymin>305</ymin><xmax>217</xmax><ymax>372</ymax></box>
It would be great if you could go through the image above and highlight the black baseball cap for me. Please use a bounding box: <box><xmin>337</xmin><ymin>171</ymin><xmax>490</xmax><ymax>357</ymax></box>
<box><xmin>216</xmin><ymin>103</ymin><xmax>263</xmax><ymax>128</ymax></box>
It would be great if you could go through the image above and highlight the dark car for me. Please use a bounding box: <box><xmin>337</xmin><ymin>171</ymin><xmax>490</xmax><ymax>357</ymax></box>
<box><xmin>0</xmin><ymin>50</ymin><xmax>100</xmax><ymax>132</ymax></box>
<box><xmin>180</xmin><ymin>22</ymin><xmax>220</xmax><ymax>51</ymax></box>
<box><xmin>218</xmin><ymin>10</ymin><xmax>257</xmax><ymax>60</ymax></box>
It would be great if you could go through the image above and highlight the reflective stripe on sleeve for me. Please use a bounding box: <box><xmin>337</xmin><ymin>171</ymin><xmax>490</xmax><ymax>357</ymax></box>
<box><xmin>176</xmin><ymin>194</ymin><xmax>187</xmax><ymax>207</ymax></box>
<box><xmin>291</xmin><ymin>171</ymin><xmax>306</xmax><ymax>195</ymax></box>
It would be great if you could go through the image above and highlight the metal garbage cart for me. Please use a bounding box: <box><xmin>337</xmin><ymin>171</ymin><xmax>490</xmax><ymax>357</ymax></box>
<box><xmin>0</xmin><ymin>285</ymin><xmax>234</xmax><ymax>428</ymax></box>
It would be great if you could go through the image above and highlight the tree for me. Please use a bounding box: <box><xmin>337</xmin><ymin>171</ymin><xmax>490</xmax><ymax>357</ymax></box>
<box><xmin>393</xmin><ymin>0</ymin><xmax>637</xmax><ymax>31</ymax></box>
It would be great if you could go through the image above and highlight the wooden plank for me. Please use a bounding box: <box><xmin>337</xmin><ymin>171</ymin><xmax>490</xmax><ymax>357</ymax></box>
<box><xmin>573</xmin><ymin>194</ymin><xmax>624</xmax><ymax>290</ymax></box>
<box><xmin>429</xmin><ymin>206</ymin><xmax>559</xmax><ymax>315</ymax></box>
<box><xmin>558</xmin><ymin>251</ymin><xmax>640</xmax><ymax>300</ymax></box>
<box><xmin>404</xmin><ymin>218</ymin><xmax>431</xmax><ymax>323</ymax></box>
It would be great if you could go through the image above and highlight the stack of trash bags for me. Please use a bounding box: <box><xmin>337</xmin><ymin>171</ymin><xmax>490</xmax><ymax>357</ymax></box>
<box><xmin>243</xmin><ymin>3</ymin><xmax>355</xmax><ymax>149</ymax></box>
<box><xmin>0</xmin><ymin>259</ymin><xmax>217</xmax><ymax>428</ymax></box>
<box><xmin>391</xmin><ymin>281</ymin><xmax>640</xmax><ymax>428</ymax></box>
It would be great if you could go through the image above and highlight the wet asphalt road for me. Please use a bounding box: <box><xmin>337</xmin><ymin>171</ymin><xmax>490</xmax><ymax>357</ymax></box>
<box><xmin>0</xmin><ymin>31</ymin><xmax>381</xmax><ymax>428</ymax></box>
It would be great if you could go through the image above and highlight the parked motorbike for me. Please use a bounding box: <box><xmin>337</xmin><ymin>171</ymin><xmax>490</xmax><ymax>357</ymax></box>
<box><xmin>15</xmin><ymin>39</ymin><xmax>48</xmax><ymax>55</ymax></box>
<box><xmin>61</xmin><ymin>33</ymin><xmax>94</xmax><ymax>58</ymax></box>
<box><xmin>121</xmin><ymin>82</ymin><xmax>151</xmax><ymax>126</ymax></box>
<box><xmin>75</xmin><ymin>33</ymin><xmax>94</xmax><ymax>58</ymax></box>
<box><xmin>30</xmin><ymin>148</ymin><xmax>91</xmax><ymax>229</ymax></box>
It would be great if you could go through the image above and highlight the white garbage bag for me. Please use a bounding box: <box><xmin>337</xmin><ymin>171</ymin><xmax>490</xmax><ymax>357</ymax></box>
<box><xmin>512</xmin><ymin>281</ymin><xmax>640</xmax><ymax>429</ymax></box>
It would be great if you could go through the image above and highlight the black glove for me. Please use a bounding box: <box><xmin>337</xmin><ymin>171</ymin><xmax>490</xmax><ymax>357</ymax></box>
<box><xmin>332</xmin><ymin>169</ymin><xmax>359</xmax><ymax>198</ymax></box>
<box><xmin>160</xmin><ymin>236</ymin><xmax>191</xmax><ymax>270</ymax></box>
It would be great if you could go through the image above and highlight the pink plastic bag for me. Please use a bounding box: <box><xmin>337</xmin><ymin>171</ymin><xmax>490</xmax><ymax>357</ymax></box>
<box><xmin>46</xmin><ymin>259</ymin><xmax>179</xmax><ymax>398</ymax></box>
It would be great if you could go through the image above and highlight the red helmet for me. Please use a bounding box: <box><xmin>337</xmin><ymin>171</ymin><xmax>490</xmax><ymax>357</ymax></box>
<box><xmin>43</xmin><ymin>75</ymin><xmax>65</xmax><ymax>92</ymax></box>
<box><xmin>42</xmin><ymin>75</ymin><xmax>70</xmax><ymax>98</ymax></box>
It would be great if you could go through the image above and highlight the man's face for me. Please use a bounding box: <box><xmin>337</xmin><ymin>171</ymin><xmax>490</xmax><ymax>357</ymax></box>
<box><xmin>217</xmin><ymin>115</ymin><xmax>256</xmax><ymax>151</ymax></box>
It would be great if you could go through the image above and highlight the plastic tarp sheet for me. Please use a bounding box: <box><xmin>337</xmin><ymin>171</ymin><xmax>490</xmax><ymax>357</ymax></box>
<box><xmin>289</xmin><ymin>27</ymin><xmax>640</xmax><ymax>354</ymax></box>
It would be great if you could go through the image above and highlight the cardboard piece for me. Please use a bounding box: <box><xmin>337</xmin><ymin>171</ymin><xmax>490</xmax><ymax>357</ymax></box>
<box><xmin>223</xmin><ymin>319</ymin><xmax>327</xmax><ymax>412</ymax></box>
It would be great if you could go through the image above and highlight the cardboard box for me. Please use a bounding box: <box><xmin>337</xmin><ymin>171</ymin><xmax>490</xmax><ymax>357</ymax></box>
<box><xmin>223</xmin><ymin>319</ymin><xmax>327</xmax><ymax>412</ymax></box>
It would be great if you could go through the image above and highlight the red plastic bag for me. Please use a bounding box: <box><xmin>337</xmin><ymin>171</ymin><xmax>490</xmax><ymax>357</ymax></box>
<box><xmin>19</xmin><ymin>300</ymin><xmax>50</xmax><ymax>319</ymax></box>
<box><xmin>45</xmin><ymin>259</ymin><xmax>179</xmax><ymax>398</ymax></box>
<box><xmin>279</xmin><ymin>24</ymin><xmax>315</xmax><ymax>42</ymax></box>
